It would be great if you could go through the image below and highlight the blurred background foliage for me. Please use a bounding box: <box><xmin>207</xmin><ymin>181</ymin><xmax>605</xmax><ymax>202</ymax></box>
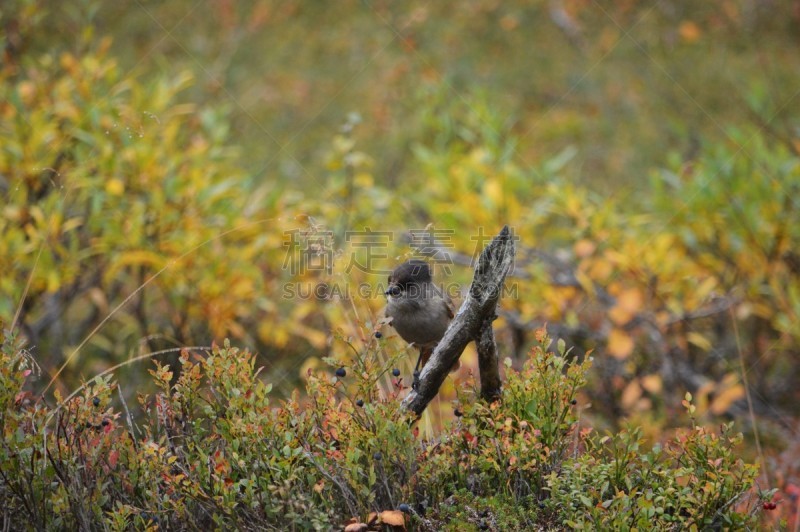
<box><xmin>2</xmin><ymin>0</ymin><xmax>800</xmax><ymax>523</ymax></box>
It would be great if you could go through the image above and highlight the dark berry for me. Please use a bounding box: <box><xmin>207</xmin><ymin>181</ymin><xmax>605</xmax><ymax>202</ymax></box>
<box><xmin>538</xmin><ymin>502</ymin><xmax>546</xmax><ymax>509</ymax></box>
<box><xmin>356</xmin><ymin>399</ymin><xmax>364</xmax><ymax>407</ymax></box>
<box><xmin>335</xmin><ymin>367</ymin><xmax>346</xmax><ymax>378</ymax></box>
<box><xmin>373</xmin><ymin>451</ymin><xmax>382</xmax><ymax>461</ymax></box>
<box><xmin>570</xmin><ymin>399</ymin><xmax>577</xmax><ymax>405</ymax></box>
<box><xmin>92</xmin><ymin>397</ymin><xmax>100</xmax><ymax>407</ymax></box>
<box><xmin>375</xmin><ymin>331</ymin><xmax>383</xmax><ymax>339</ymax></box>
<box><xmin>85</xmin><ymin>421</ymin><xmax>92</xmax><ymax>428</ymax></box>
<box><xmin>454</xmin><ymin>409</ymin><xmax>463</xmax><ymax>417</ymax></box>
<box><xmin>392</xmin><ymin>368</ymin><xmax>401</xmax><ymax>377</ymax></box>
<box><xmin>101</xmin><ymin>418</ymin><xmax>110</xmax><ymax>427</ymax></box>
<box><xmin>398</xmin><ymin>503</ymin><xmax>411</xmax><ymax>514</ymax></box>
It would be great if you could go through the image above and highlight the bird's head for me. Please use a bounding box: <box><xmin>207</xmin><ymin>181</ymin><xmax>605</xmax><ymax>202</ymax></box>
<box><xmin>385</xmin><ymin>259</ymin><xmax>432</xmax><ymax>300</ymax></box>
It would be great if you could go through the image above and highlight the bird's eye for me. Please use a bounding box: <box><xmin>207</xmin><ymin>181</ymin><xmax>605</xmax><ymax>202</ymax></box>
<box><xmin>388</xmin><ymin>285</ymin><xmax>402</xmax><ymax>297</ymax></box>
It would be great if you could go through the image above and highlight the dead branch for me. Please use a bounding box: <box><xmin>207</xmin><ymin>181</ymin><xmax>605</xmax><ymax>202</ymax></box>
<box><xmin>401</xmin><ymin>226</ymin><xmax>516</xmax><ymax>416</ymax></box>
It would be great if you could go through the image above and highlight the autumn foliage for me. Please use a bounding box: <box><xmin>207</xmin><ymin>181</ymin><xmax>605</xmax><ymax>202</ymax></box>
<box><xmin>2</xmin><ymin>0</ymin><xmax>800</xmax><ymax>528</ymax></box>
<box><xmin>0</xmin><ymin>328</ymin><xmax>769</xmax><ymax>530</ymax></box>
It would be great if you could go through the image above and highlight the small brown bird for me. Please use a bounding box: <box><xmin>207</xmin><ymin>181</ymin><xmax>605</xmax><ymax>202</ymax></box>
<box><xmin>384</xmin><ymin>260</ymin><xmax>458</xmax><ymax>385</ymax></box>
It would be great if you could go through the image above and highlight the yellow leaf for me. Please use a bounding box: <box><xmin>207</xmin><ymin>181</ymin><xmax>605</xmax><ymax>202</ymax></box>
<box><xmin>574</xmin><ymin>269</ymin><xmax>595</xmax><ymax>296</ymax></box>
<box><xmin>710</xmin><ymin>384</ymin><xmax>744</xmax><ymax>415</ymax></box>
<box><xmin>484</xmin><ymin>179</ymin><xmax>503</xmax><ymax>206</ymax></box>
<box><xmin>641</xmin><ymin>374</ymin><xmax>662</xmax><ymax>394</ymax></box>
<box><xmin>687</xmin><ymin>332</ymin><xmax>712</xmax><ymax>352</ymax></box>
<box><xmin>105</xmin><ymin>178</ymin><xmax>125</xmax><ymax>196</ymax></box>
<box><xmin>46</xmin><ymin>270</ymin><xmax>60</xmax><ymax>293</ymax></box>
<box><xmin>607</xmin><ymin>328</ymin><xmax>634</xmax><ymax>359</ymax></box>
<box><xmin>354</xmin><ymin>172</ymin><xmax>373</xmax><ymax>188</ymax></box>
<box><xmin>103</xmin><ymin>250</ymin><xmax>165</xmax><ymax>284</ymax></box>
<box><xmin>61</xmin><ymin>217</ymin><xmax>83</xmax><ymax>233</ymax></box>
<box><xmin>694</xmin><ymin>277</ymin><xmax>718</xmax><ymax>302</ymax></box>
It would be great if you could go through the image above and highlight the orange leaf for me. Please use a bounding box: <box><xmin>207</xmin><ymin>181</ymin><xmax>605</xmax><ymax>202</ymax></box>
<box><xmin>574</xmin><ymin>239</ymin><xmax>596</xmax><ymax>258</ymax></box>
<box><xmin>621</xmin><ymin>381</ymin><xmax>642</xmax><ymax>409</ymax></box>
<box><xmin>607</xmin><ymin>328</ymin><xmax>634</xmax><ymax>359</ymax></box>
<box><xmin>379</xmin><ymin>510</ymin><xmax>406</xmax><ymax>528</ymax></box>
<box><xmin>679</xmin><ymin>21</ymin><xmax>702</xmax><ymax>43</ymax></box>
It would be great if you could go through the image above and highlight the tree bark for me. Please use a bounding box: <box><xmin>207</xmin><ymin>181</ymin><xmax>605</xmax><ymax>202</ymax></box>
<box><xmin>477</xmin><ymin>315</ymin><xmax>502</xmax><ymax>401</ymax></box>
<box><xmin>401</xmin><ymin>226</ymin><xmax>516</xmax><ymax>416</ymax></box>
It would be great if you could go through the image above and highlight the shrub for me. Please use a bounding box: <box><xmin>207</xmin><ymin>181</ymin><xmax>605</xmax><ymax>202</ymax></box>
<box><xmin>0</xmin><ymin>325</ymin><xmax>767</xmax><ymax>530</ymax></box>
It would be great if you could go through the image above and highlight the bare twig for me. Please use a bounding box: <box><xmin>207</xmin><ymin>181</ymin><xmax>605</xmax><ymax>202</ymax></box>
<box><xmin>117</xmin><ymin>383</ymin><xmax>139</xmax><ymax>443</ymax></box>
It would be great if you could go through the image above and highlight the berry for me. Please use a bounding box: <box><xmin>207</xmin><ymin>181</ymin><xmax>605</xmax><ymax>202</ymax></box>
<box><xmin>570</xmin><ymin>399</ymin><xmax>577</xmax><ymax>405</ymax></box>
<box><xmin>335</xmin><ymin>367</ymin><xmax>346</xmax><ymax>378</ymax></box>
<box><xmin>398</xmin><ymin>503</ymin><xmax>411</xmax><ymax>514</ymax></box>
<box><xmin>392</xmin><ymin>368</ymin><xmax>401</xmax><ymax>377</ymax></box>
<box><xmin>356</xmin><ymin>399</ymin><xmax>364</xmax><ymax>407</ymax></box>
<box><xmin>92</xmin><ymin>397</ymin><xmax>100</xmax><ymax>407</ymax></box>
<box><xmin>454</xmin><ymin>408</ymin><xmax>463</xmax><ymax>417</ymax></box>
<box><xmin>374</xmin><ymin>331</ymin><xmax>383</xmax><ymax>339</ymax></box>
<box><xmin>373</xmin><ymin>451</ymin><xmax>382</xmax><ymax>461</ymax></box>
<box><xmin>101</xmin><ymin>418</ymin><xmax>110</xmax><ymax>427</ymax></box>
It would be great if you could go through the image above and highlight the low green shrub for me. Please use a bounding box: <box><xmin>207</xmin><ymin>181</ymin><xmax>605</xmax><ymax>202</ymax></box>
<box><xmin>0</xmin><ymin>325</ymin><xmax>767</xmax><ymax>530</ymax></box>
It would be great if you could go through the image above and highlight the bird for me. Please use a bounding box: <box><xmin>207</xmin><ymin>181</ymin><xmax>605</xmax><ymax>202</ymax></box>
<box><xmin>383</xmin><ymin>259</ymin><xmax>458</xmax><ymax>386</ymax></box>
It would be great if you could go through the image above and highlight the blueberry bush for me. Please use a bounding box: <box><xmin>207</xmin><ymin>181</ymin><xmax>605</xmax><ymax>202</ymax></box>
<box><xmin>0</xmin><ymin>326</ymin><xmax>766</xmax><ymax>530</ymax></box>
